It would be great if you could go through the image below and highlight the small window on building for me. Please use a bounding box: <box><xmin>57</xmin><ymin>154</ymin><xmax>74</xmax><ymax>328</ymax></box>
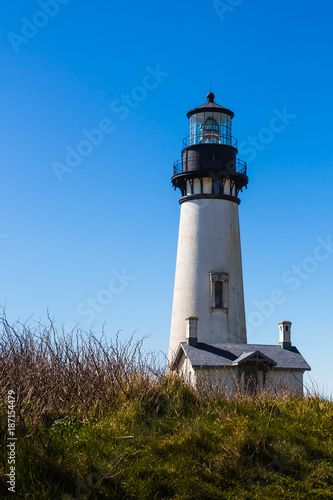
<box><xmin>286</xmin><ymin>326</ymin><xmax>289</xmax><ymax>331</ymax></box>
<box><xmin>210</xmin><ymin>272</ymin><xmax>228</xmax><ymax>311</ymax></box>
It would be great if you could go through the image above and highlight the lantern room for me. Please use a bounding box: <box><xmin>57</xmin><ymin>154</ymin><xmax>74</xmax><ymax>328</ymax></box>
<box><xmin>172</xmin><ymin>92</ymin><xmax>248</xmax><ymax>200</ymax></box>
<box><xmin>186</xmin><ymin>91</ymin><xmax>234</xmax><ymax>147</ymax></box>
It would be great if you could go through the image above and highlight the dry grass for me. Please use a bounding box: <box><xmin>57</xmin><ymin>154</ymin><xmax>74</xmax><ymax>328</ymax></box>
<box><xmin>0</xmin><ymin>312</ymin><xmax>165</xmax><ymax>423</ymax></box>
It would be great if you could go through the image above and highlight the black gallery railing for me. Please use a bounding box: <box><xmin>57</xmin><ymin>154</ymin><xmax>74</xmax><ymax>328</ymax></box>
<box><xmin>173</xmin><ymin>158</ymin><xmax>247</xmax><ymax>177</ymax></box>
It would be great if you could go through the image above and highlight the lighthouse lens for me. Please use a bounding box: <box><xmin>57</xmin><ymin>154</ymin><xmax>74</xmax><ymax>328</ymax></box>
<box><xmin>200</xmin><ymin>117</ymin><xmax>220</xmax><ymax>144</ymax></box>
<box><xmin>189</xmin><ymin>112</ymin><xmax>232</xmax><ymax>146</ymax></box>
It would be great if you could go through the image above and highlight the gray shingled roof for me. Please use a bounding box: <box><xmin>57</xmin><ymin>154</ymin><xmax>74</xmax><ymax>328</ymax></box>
<box><xmin>174</xmin><ymin>343</ymin><xmax>311</xmax><ymax>371</ymax></box>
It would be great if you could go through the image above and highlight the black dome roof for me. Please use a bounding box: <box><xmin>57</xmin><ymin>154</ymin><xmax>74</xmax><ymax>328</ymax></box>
<box><xmin>187</xmin><ymin>92</ymin><xmax>234</xmax><ymax>119</ymax></box>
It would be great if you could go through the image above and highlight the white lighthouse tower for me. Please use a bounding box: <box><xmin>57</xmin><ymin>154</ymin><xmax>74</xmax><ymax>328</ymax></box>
<box><xmin>168</xmin><ymin>92</ymin><xmax>249</xmax><ymax>362</ymax></box>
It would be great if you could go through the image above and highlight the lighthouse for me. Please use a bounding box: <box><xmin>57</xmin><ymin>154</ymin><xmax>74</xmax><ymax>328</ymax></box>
<box><xmin>168</xmin><ymin>93</ymin><xmax>311</xmax><ymax>395</ymax></box>
<box><xmin>168</xmin><ymin>92</ymin><xmax>249</xmax><ymax>362</ymax></box>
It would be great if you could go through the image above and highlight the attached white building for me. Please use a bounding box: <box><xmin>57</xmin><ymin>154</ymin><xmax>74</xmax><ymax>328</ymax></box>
<box><xmin>170</xmin><ymin>318</ymin><xmax>311</xmax><ymax>395</ymax></box>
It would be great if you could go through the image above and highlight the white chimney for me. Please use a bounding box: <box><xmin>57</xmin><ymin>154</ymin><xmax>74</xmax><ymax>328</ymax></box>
<box><xmin>185</xmin><ymin>316</ymin><xmax>198</xmax><ymax>347</ymax></box>
<box><xmin>279</xmin><ymin>321</ymin><xmax>292</xmax><ymax>349</ymax></box>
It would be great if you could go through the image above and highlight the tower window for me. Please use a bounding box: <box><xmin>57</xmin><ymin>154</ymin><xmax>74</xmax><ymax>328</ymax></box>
<box><xmin>215</xmin><ymin>280</ymin><xmax>223</xmax><ymax>308</ymax></box>
<box><xmin>210</xmin><ymin>272</ymin><xmax>228</xmax><ymax>311</ymax></box>
<box><xmin>213</xmin><ymin>180</ymin><xmax>220</xmax><ymax>194</ymax></box>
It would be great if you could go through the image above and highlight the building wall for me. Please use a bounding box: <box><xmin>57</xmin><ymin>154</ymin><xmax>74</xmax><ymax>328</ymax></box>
<box><xmin>265</xmin><ymin>370</ymin><xmax>304</xmax><ymax>396</ymax></box>
<box><xmin>168</xmin><ymin>198</ymin><xmax>247</xmax><ymax>361</ymax></box>
<box><xmin>195</xmin><ymin>367</ymin><xmax>239</xmax><ymax>395</ymax></box>
<box><xmin>177</xmin><ymin>353</ymin><xmax>196</xmax><ymax>386</ymax></box>
<box><xmin>177</xmin><ymin>358</ymin><xmax>238</xmax><ymax>395</ymax></box>
<box><xmin>177</xmin><ymin>357</ymin><xmax>304</xmax><ymax>396</ymax></box>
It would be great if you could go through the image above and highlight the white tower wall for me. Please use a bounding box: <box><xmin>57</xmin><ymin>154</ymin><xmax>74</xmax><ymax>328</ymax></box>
<box><xmin>169</xmin><ymin>197</ymin><xmax>247</xmax><ymax>360</ymax></box>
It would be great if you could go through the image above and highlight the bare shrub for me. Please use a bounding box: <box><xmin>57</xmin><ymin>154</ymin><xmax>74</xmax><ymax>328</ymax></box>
<box><xmin>0</xmin><ymin>312</ymin><xmax>166</xmax><ymax>424</ymax></box>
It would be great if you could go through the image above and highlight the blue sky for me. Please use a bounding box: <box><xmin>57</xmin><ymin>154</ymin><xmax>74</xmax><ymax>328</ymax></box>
<box><xmin>1</xmin><ymin>0</ymin><xmax>332</xmax><ymax>396</ymax></box>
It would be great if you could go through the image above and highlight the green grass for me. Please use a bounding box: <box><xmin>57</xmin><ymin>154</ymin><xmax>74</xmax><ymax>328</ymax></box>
<box><xmin>1</xmin><ymin>377</ymin><xmax>332</xmax><ymax>499</ymax></box>
<box><xmin>0</xmin><ymin>318</ymin><xmax>332</xmax><ymax>499</ymax></box>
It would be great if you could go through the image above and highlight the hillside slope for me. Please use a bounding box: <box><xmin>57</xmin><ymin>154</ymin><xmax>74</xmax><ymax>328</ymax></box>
<box><xmin>0</xmin><ymin>320</ymin><xmax>332</xmax><ymax>499</ymax></box>
<box><xmin>1</xmin><ymin>378</ymin><xmax>332</xmax><ymax>499</ymax></box>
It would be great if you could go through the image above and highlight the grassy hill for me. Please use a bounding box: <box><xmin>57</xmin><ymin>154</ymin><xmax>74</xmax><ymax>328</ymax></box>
<box><xmin>0</xmin><ymin>317</ymin><xmax>332</xmax><ymax>499</ymax></box>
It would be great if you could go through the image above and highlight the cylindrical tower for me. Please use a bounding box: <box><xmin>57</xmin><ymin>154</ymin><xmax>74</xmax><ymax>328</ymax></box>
<box><xmin>169</xmin><ymin>92</ymin><xmax>248</xmax><ymax>362</ymax></box>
